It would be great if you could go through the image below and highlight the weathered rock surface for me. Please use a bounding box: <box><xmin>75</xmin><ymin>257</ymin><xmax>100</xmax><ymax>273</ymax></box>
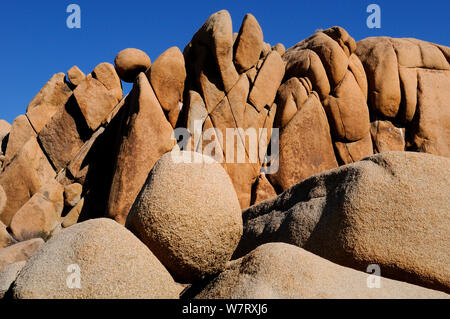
<box><xmin>38</xmin><ymin>97</ymin><xmax>90</xmax><ymax>171</ymax></box>
<box><xmin>0</xmin><ymin>138</ymin><xmax>55</xmax><ymax>226</ymax></box>
<box><xmin>107</xmin><ymin>73</ymin><xmax>175</xmax><ymax>225</ymax></box>
<box><xmin>356</xmin><ymin>37</ymin><xmax>450</xmax><ymax>157</ymax></box>
<box><xmin>283</xmin><ymin>27</ymin><xmax>372</xmax><ymax>164</ymax></box>
<box><xmin>10</xmin><ymin>179</ymin><xmax>64</xmax><ymax>241</ymax></box>
<box><xmin>146</xmin><ymin>47</ymin><xmax>186</xmax><ymax>128</ymax></box>
<box><xmin>183</xmin><ymin>10</ymin><xmax>284</xmax><ymax>209</ymax></box>
<box><xmin>197</xmin><ymin>243</ymin><xmax>449</xmax><ymax>299</ymax></box>
<box><xmin>73</xmin><ymin>76</ymin><xmax>118</xmax><ymax>131</ymax></box>
<box><xmin>0</xmin><ymin>220</ymin><xmax>16</xmax><ymax>249</ymax></box>
<box><xmin>0</xmin><ymin>238</ymin><xmax>44</xmax><ymax>272</ymax></box>
<box><xmin>270</xmin><ymin>78</ymin><xmax>338</xmax><ymax>191</ymax></box>
<box><xmin>236</xmin><ymin>152</ymin><xmax>450</xmax><ymax>293</ymax></box>
<box><xmin>0</xmin><ymin>261</ymin><xmax>25</xmax><ymax>298</ymax></box>
<box><xmin>3</xmin><ymin>115</ymin><xmax>36</xmax><ymax>166</ymax></box>
<box><xmin>64</xmin><ymin>183</ymin><xmax>82</xmax><ymax>207</ymax></box>
<box><xmin>92</xmin><ymin>62</ymin><xmax>123</xmax><ymax>102</ymax></box>
<box><xmin>115</xmin><ymin>48</ymin><xmax>151</xmax><ymax>83</ymax></box>
<box><xmin>0</xmin><ymin>10</ymin><xmax>449</xmax><ymax>300</ymax></box>
<box><xmin>127</xmin><ymin>152</ymin><xmax>243</xmax><ymax>283</ymax></box>
<box><xmin>251</xmin><ymin>173</ymin><xmax>277</xmax><ymax>205</ymax></box>
<box><xmin>370</xmin><ymin>120</ymin><xmax>406</xmax><ymax>153</ymax></box>
<box><xmin>0</xmin><ymin>120</ymin><xmax>11</xmax><ymax>162</ymax></box>
<box><xmin>0</xmin><ymin>120</ymin><xmax>11</xmax><ymax>145</ymax></box>
<box><xmin>67</xmin><ymin>66</ymin><xmax>86</xmax><ymax>87</ymax></box>
<box><xmin>12</xmin><ymin>218</ymin><xmax>179</xmax><ymax>299</ymax></box>
<box><xmin>233</xmin><ymin>13</ymin><xmax>264</xmax><ymax>73</ymax></box>
<box><xmin>26</xmin><ymin>73</ymin><xmax>72</xmax><ymax>133</ymax></box>
<box><xmin>61</xmin><ymin>198</ymin><xmax>84</xmax><ymax>228</ymax></box>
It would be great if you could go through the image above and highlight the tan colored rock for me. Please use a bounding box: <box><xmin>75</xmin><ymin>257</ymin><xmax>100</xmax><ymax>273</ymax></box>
<box><xmin>245</xmin><ymin>67</ymin><xmax>258</xmax><ymax>84</ymax></box>
<box><xmin>356</xmin><ymin>37</ymin><xmax>450</xmax><ymax>121</ymax></box>
<box><xmin>248</xmin><ymin>51</ymin><xmax>285</xmax><ymax>111</ymax></box>
<box><xmin>182</xmin><ymin>12</ymin><xmax>311</xmax><ymax>210</ymax></box>
<box><xmin>261</xmin><ymin>42</ymin><xmax>271</xmax><ymax>59</ymax></box>
<box><xmin>3</xmin><ymin>115</ymin><xmax>36</xmax><ymax>166</ymax></box>
<box><xmin>1</xmin><ymin>220</ymin><xmax>16</xmax><ymax>249</ymax></box>
<box><xmin>284</xmin><ymin>27</ymin><xmax>370</xmax><ymax>146</ymax></box>
<box><xmin>237</xmin><ymin>152</ymin><xmax>450</xmax><ymax>293</ymax></box>
<box><xmin>371</xmin><ymin>120</ymin><xmax>405</xmax><ymax>153</ymax></box>
<box><xmin>322</xmin><ymin>26</ymin><xmax>357</xmax><ymax>57</ymax></box>
<box><xmin>334</xmin><ymin>133</ymin><xmax>373</xmax><ymax>164</ymax></box>
<box><xmin>322</xmin><ymin>70</ymin><xmax>370</xmax><ymax>141</ymax></box>
<box><xmin>356</xmin><ymin>37</ymin><xmax>450</xmax><ymax>157</ymax></box>
<box><xmin>73</xmin><ymin>76</ymin><xmax>118</xmax><ymax>131</ymax></box>
<box><xmin>356</xmin><ymin>37</ymin><xmax>401</xmax><ymax>118</ymax></box>
<box><xmin>272</xmin><ymin>43</ymin><xmax>285</xmax><ymax>56</ymax></box>
<box><xmin>66</xmin><ymin>127</ymin><xmax>105</xmax><ymax>184</ymax></box>
<box><xmin>408</xmin><ymin>68</ymin><xmax>450</xmax><ymax>156</ymax></box>
<box><xmin>0</xmin><ymin>185</ymin><xmax>5</xmax><ymax>218</ymax></box>
<box><xmin>67</xmin><ymin>65</ymin><xmax>86</xmax><ymax>86</ymax></box>
<box><xmin>190</xmin><ymin>10</ymin><xmax>239</xmax><ymax>92</ymax></box>
<box><xmin>348</xmin><ymin>53</ymin><xmax>368</xmax><ymax>99</ymax></box>
<box><xmin>233</xmin><ymin>13</ymin><xmax>264</xmax><ymax>73</ymax></box>
<box><xmin>61</xmin><ymin>198</ymin><xmax>84</xmax><ymax>228</ymax></box>
<box><xmin>114</xmin><ymin>48</ymin><xmax>151</xmax><ymax>83</ymax></box>
<box><xmin>102</xmin><ymin>95</ymin><xmax>127</xmax><ymax>126</ymax></box>
<box><xmin>38</xmin><ymin>103</ymin><xmax>87</xmax><ymax>172</ymax></box>
<box><xmin>284</xmin><ymin>48</ymin><xmax>330</xmax><ymax>100</ymax></box>
<box><xmin>26</xmin><ymin>73</ymin><xmax>72</xmax><ymax>133</ymax></box>
<box><xmin>63</xmin><ymin>183</ymin><xmax>82</xmax><ymax>207</ymax></box>
<box><xmin>251</xmin><ymin>173</ymin><xmax>277</xmax><ymax>205</ymax></box>
<box><xmin>0</xmin><ymin>120</ymin><xmax>11</xmax><ymax>154</ymax></box>
<box><xmin>10</xmin><ymin>179</ymin><xmax>64</xmax><ymax>241</ymax></box>
<box><xmin>12</xmin><ymin>219</ymin><xmax>180</xmax><ymax>299</ymax></box>
<box><xmin>184</xmin><ymin>43</ymin><xmax>226</xmax><ymax>113</ymax></box>
<box><xmin>0</xmin><ymin>238</ymin><xmax>44</xmax><ymax>272</ymax></box>
<box><xmin>197</xmin><ymin>243</ymin><xmax>448</xmax><ymax>299</ymax></box>
<box><xmin>126</xmin><ymin>152</ymin><xmax>243</xmax><ymax>283</ymax></box>
<box><xmin>270</xmin><ymin>79</ymin><xmax>338</xmax><ymax>191</ymax></box>
<box><xmin>0</xmin><ymin>261</ymin><xmax>25</xmax><ymax>298</ymax></box>
<box><xmin>294</xmin><ymin>30</ymin><xmax>349</xmax><ymax>87</ymax></box>
<box><xmin>0</xmin><ymin>138</ymin><xmax>55</xmax><ymax>226</ymax></box>
<box><xmin>92</xmin><ymin>62</ymin><xmax>123</xmax><ymax>102</ymax></box>
<box><xmin>184</xmin><ymin>90</ymin><xmax>208</xmax><ymax>151</ymax></box>
<box><xmin>107</xmin><ymin>73</ymin><xmax>175</xmax><ymax>225</ymax></box>
<box><xmin>146</xmin><ymin>47</ymin><xmax>186</xmax><ymax>126</ymax></box>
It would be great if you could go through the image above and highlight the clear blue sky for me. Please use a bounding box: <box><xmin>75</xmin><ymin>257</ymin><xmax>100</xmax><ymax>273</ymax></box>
<box><xmin>0</xmin><ymin>0</ymin><xmax>449</xmax><ymax>124</ymax></box>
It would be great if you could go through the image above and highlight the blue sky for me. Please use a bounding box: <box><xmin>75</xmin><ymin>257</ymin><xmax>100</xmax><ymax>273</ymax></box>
<box><xmin>0</xmin><ymin>0</ymin><xmax>449</xmax><ymax>123</ymax></box>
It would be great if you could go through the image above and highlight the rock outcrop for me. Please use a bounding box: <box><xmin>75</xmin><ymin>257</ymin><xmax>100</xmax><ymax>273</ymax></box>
<box><xmin>235</xmin><ymin>152</ymin><xmax>450</xmax><ymax>293</ymax></box>
<box><xmin>356</xmin><ymin>37</ymin><xmax>450</xmax><ymax>157</ymax></box>
<box><xmin>0</xmin><ymin>10</ymin><xmax>449</xmax><ymax>300</ymax></box>
<box><xmin>181</xmin><ymin>10</ymin><xmax>284</xmax><ymax>208</ymax></box>
<box><xmin>11</xmin><ymin>219</ymin><xmax>180</xmax><ymax>299</ymax></box>
<box><xmin>196</xmin><ymin>243</ymin><xmax>448</xmax><ymax>299</ymax></box>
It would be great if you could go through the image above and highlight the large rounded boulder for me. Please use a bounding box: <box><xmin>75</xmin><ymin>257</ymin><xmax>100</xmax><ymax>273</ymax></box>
<box><xmin>195</xmin><ymin>243</ymin><xmax>448</xmax><ymax>299</ymax></box>
<box><xmin>114</xmin><ymin>48</ymin><xmax>151</xmax><ymax>83</ymax></box>
<box><xmin>126</xmin><ymin>151</ymin><xmax>243</xmax><ymax>283</ymax></box>
<box><xmin>12</xmin><ymin>218</ymin><xmax>180</xmax><ymax>299</ymax></box>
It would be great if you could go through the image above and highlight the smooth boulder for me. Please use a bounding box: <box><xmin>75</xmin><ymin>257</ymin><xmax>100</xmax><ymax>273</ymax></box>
<box><xmin>114</xmin><ymin>48</ymin><xmax>151</xmax><ymax>83</ymax></box>
<box><xmin>127</xmin><ymin>151</ymin><xmax>243</xmax><ymax>283</ymax></box>
<box><xmin>12</xmin><ymin>218</ymin><xmax>180</xmax><ymax>299</ymax></box>
<box><xmin>196</xmin><ymin>243</ymin><xmax>449</xmax><ymax>299</ymax></box>
<box><xmin>236</xmin><ymin>152</ymin><xmax>450</xmax><ymax>293</ymax></box>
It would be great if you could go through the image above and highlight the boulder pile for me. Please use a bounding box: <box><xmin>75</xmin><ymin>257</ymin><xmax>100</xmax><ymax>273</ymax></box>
<box><xmin>0</xmin><ymin>10</ymin><xmax>448</xmax><ymax>299</ymax></box>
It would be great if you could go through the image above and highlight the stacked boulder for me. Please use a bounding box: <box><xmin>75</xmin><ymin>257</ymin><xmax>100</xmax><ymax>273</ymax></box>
<box><xmin>0</xmin><ymin>10</ymin><xmax>449</xmax><ymax>299</ymax></box>
<box><xmin>181</xmin><ymin>11</ymin><xmax>285</xmax><ymax>208</ymax></box>
<box><xmin>271</xmin><ymin>27</ymin><xmax>372</xmax><ymax>192</ymax></box>
<box><xmin>356</xmin><ymin>37</ymin><xmax>450</xmax><ymax>157</ymax></box>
